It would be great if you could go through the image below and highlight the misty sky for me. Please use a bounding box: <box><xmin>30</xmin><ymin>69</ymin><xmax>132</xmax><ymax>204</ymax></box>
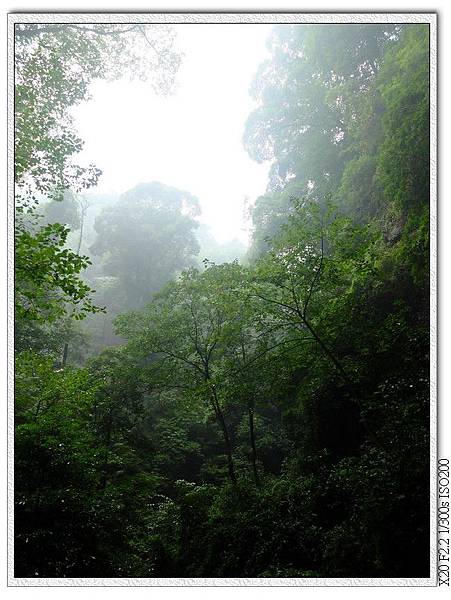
<box><xmin>71</xmin><ymin>24</ymin><xmax>273</xmax><ymax>244</ymax></box>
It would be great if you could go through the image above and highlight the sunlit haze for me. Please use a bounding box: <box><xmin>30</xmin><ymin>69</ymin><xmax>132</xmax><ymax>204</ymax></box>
<box><xmin>71</xmin><ymin>24</ymin><xmax>272</xmax><ymax>245</ymax></box>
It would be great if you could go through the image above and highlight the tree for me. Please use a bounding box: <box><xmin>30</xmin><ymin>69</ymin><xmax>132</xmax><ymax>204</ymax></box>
<box><xmin>243</xmin><ymin>23</ymin><xmax>401</xmax><ymax>255</ymax></box>
<box><xmin>14</xmin><ymin>24</ymin><xmax>184</xmax><ymax>353</ymax></box>
<box><xmin>43</xmin><ymin>189</ymin><xmax>81</xmax><ymax>230</ymax></box>
<box><xmin>14</xmin><ymin>348</ymin><xmax>170</xmax><ymax>577</ymax></box>
<box><xmin>90</xmin><ymin>182</ymin><xmax>201</xmax><ymax>309</ymax></box>
<box><xmin>15</xmin><ymin>218</ymin><xmax>103</xmax><ymax>323</ymax></box>
<box><xmin>14</xmin><ymin>21</ymin><xmax>431</xmax><ymax>579</ymax></box>
<box><xmin>116</xmin><ymin>264</ymin><xmax>246</xmax><ymax>484</ymax></box>
<box><xmin>15</xmin><ymin>24</ymin><xmax>182</xmax><ymax>203</ymax></box>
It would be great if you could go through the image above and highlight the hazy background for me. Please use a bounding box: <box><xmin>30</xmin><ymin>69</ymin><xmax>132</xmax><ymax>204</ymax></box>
<box><xmin>71</xmin><ymin>24</ymin><xmax>272</xmax><ymax>245</ymax></box>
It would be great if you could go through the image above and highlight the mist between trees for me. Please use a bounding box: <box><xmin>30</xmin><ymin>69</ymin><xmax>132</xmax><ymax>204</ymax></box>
<box><xmin>14</xmin><ymin>22</ymin><xmax>430</xmax><ymax>578</ymax></box>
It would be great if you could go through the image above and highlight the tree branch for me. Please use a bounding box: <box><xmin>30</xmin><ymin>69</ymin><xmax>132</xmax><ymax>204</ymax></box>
<box><xmin>303</xmin><ymin>230</ymin><xmax>324</xmax><ymax>319</ymax></box>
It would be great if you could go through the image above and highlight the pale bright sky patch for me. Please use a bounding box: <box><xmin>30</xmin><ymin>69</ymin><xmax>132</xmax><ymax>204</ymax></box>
<box><xmin>71</xmin><ymin>24</ymin><xmax>272</xmax><ymax>244</ymax></box>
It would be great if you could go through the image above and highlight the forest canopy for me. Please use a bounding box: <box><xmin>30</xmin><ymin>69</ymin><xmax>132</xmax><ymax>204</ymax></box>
<box><xmin>14</xmin><ymin>22</ymin><xmax>430</xmax><ymax>579</ymax></box>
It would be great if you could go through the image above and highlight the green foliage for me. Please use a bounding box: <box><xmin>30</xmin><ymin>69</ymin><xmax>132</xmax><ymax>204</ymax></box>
<box><xmin>14</xmin><ymin>23</ymin><xmax>184</xmax><ymax>349</ymax></box>
<box><xmin>90</xmin><ymin>182</ymin><xmax>201</xmax><ymax>309</ymax></box>
<box><xmin>15</xmin><ymin>24</ymin><xmax>182</xmax><ymax>201</ymax></box>
<box><xmin>15</xmin><ymin>23</ymin><xmax>430</xmax><ymax>579</ymax></box>
<box><xmin>15</xmin><ymin>218</ymin><xmax>104</xmax><ymax>323</ymax></box>
<box><xmin>244</xmin><ymin>24</ymin><xmax>399</xmax><ymax>197</ymax></box>
<box><xmin>376</xmin><ymin>25</ymin><xmax>429</xmax><ymax>214</ymax></box>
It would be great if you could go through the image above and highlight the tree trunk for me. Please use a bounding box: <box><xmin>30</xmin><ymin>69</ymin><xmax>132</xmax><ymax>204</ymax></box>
<box><xmin>248</xmin><ymin>404</ymin><xmax>260</xmax><ymax>486</ymax></box>
<box><xmin>211</xmin><ymin>389</ymin><xmax>237</xmax><ymax>485</ymax></box>
<box><xmin>76</xmin><ymin>210</ymin><xmax>85</xmax><ymax>255</ymax></box>
<box><xmin>100</xmin><ymin>413</ymin><xmax>113</xmax><ymax>490</ymax></box>
<box><xmin>61</xmin><ymin>342</ymin><xmax>68</xmax><ymax>368</ymax></box>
